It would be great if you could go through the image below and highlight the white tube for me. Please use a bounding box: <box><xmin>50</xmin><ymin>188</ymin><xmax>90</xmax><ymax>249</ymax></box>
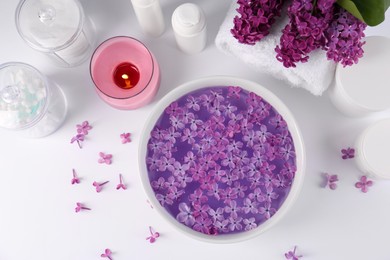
<box><xmin>131</xmin><ymin>0</ymin><xmax>165</xmax><ymax>37</ymax></box>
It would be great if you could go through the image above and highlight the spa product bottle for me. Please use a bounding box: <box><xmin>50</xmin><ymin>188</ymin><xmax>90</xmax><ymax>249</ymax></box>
<box><xmin>131</xmin><ymin>0</ymin><xmax>165</xmax><ymax>37</ymax></box>
<box><xmin>172</xmin><ymin>3</ymin><xmax>207</xmax><ymax>54</ymax></box>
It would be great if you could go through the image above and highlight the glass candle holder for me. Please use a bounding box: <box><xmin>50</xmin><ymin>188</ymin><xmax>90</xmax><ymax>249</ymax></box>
<box><xmin>355</xmin><ymin>119</ymin><xmax>390</xmax><ymax>179</ymax></box>
<box><xmin>90</xmin><ymin>36</ymin><xmax>161</xmax><ymax>110</ymax></box>
<box><xmin>0</xmin><ymin>62</ymin><xmax>67</xmax><ymax>138</ymax></box>
<box><xmin>15</xmin><ymin>0</ymin><xmax>95</xmax><ymax>67</ymax></box>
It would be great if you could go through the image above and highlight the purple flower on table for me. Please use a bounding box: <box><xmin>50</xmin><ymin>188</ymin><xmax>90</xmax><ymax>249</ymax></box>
<box><xmin>226</xmin><ymin>140</ymin><xmax>243</xmax><ymax>154</ymax></box>
<box><xmin>208</xmin><ymin>207</ymin><xmax>225</xmax><ymax>221</ymax></box>
<box><xmin>151</xmin><ymin>177</ymin><xmax>165</xmax><ymax>190</ymax></box>
<box><xmin>211</xmin><ymin>145</ymin><xmax>227</xmax><ymax>161</ymax></box>
<box><xmin>225</xmin><ymin>200</ymin><xmax>241</xmax><ymax>218</ymax></box>
<box><xmin>242</xmin><ymin>198</ymin><xmax>258</xmax><ymax>214</ymax></box>
<box><xmin>355</xmin><ymin>176</ymin><xmax>373</xmax><ymax>193</ymax></box>
<box><xmin>259</xmin><ymin>202</ymin><xmax>276</xmax><ymax>219</ymax></box>
<box><xmin>243</xmin><ymin>217</ymin><xmax>257</xmax><ymax>231</ymax></box>
<box><xmin>234</xmin><ymin>181</ymin><xmax>248</xmax><ymax>198</ymax></box>
<box><xmin>70</xmin><ymin>134</ymin><xmax>85</xmax><ymax>149</ymax></box>
<box><xmin>176</xmin><ymin>203</ymin><xmax>195</xmax><ymax>226</ymax></box>
<box><xmin>323</xmin><ymin>173</ymin><xmax>339</xmax><ymax>190</ymax></box>
<box><xmin>228</xmin><ymin>216</ymin><xmax>243</xmax><ymax>232</ymax></box>
<box><xmin>173</xmin><ymin>162</ymin><xmax>189</xmax><ymax>176</ymax></box>
<box><xmin>158</xmin><ymin>156</ymin><xmax>175</xmax><ymax>172</ymax></box>
<box><xmin>189</xmin><ymin>189</ymin><xmax>208</xmax><ymax>204</ymax></box>
<box><xmin>165</xmin><ymin>101</ymin><xmax>184</xmax><ymax>116</ymax></box>
<box><xmin>285</xmin><ymin>246</ymin><xmax>303</xmax><ymax>260</ymax></box>
<box><xmin>260</xmin><ymin>162</ymin><xmax>276</xmax><ymax>176</ymax></box>
<box><xmin>164</xmin><ymin>176</ymin><xmax>179</xmax><ymax>190</ymax></box>
<box><xmin>341</xmin><ymin>147</ymin><xmax>355</xmax><ymax>160</ymax></box>
<box><xmin>251</xmin><ymin>150</ymin><xmax>266</xmax><ymax>167</ymax></box>
<box><xmin>207</xmin><ymin>183</ymin><xmax>221</xmax><ymax>200</ymax></box>
<box><xmin>156</xmin><ymin>193</ymin><xmax>173</xmax><ymax>206</ymax></box>
<box><xmin>193</xmin><ymin>216</ymin><xmax>213</xmax><ymax>234</ymax></box>
<box><xmin>146</xmin><ymin>155</ymin><xmax>159</xmax><ymax>171</ymax></box>
<box><xmin>227</xmin><ymin>86</ymin><xmax>241</xmax><ymax>99</ymax></box>
<box><xmin>76</xmin><ymin>120</ymin><xmax>92</xmax><ymax>135</ymax></box>
<box><xmin>170</xmin><ymin>115</ymin><xmax>185</xmax><ymax>129</ymax></box>
<box><xmin>269</xmin><ymin>114</ymin><xmax>287</xmax><ymax>129</ymax></box>
<box><xmin>248</xmin><ymin>188</ymin><xmax>265</xmax><ymax>203</ymax></box>
<box><xmin>167</xmin><ymin>186</ymin><xmax>185</xmax><ymax>200</ymax></box>
<box><xmin>193</xmin><ymin>204</ymin><xmax>210</xmax><ymax>218</ymax></box>
<box><xmin>280</xmin><ymin>144</ymin><xmax>296</xmax><ymax>160</ymax></box>
<box><xmin>220</xmin><ymin>187</ymin><xmax>238</xmax><ymax>204</ymax></box>
<box><xmin>181</xmin><ymin>128</ymin><xmax>197</xmax><ymax>145</ymax></box>
<box><xmin>246</xmin><ymin>92</ymin><xmax>262</xmax><ymax>107</ymax></box>
<box><xmin>221</xmin><ymin>152</ymin><xmax>236</xmax><ymax>169</ymax></box>
<box><xmin>164</xmin><ymin>126</ymin><xmax>181</xmax><ymax>143</ymax></box>
<box><xmin>184</xmin><ymin>151</ymin><xmax>196</xmax><ymax>167</ymax></box>
<box><xmin>186</xmin><ymin>95</ymin><xmax>200</xmax><ymax>111</ymax></box>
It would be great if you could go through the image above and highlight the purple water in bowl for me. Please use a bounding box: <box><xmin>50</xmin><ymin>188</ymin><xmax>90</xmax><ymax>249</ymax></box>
<box><xmin>146</xmin><ymin>86</ymin><xmax>297</xmax><ymax>236</ymax></box>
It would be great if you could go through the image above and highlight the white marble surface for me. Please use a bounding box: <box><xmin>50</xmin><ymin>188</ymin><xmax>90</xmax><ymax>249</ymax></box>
<box><xmin>0</xmin><ymin>1</ymin><xmax>389</xmax><ymax>259</ymax></box>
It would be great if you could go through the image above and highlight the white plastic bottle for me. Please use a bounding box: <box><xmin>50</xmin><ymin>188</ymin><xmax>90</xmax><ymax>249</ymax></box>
<box><xmin>172</xmin><ymin>3</ymin><xmax>207</xmax><ymax>54</ymax></box>
<box><xmin>131</xmin><ymin>0</ymin><xmax>165</xmax><ymax>37</ymax></box>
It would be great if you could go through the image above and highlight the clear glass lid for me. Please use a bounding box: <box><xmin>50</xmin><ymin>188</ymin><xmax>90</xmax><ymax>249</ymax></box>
<box><xmin>0</xmin><ymin>63</ymin><xmax>48</xmax><ymax>130</ymax></box>
<box><xmin>15</xmin><ymin>0</ymin><xmax>84</xmax><ymax>51</ymax></box>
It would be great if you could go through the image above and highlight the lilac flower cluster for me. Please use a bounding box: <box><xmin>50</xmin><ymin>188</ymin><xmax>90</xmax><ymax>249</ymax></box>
<box><xmin>325</xmin><ymin>6</ymin><xmax>366</xmax><ymax>66</ymax></box>
<box><xmin>146</xmin><ymin>86</ymin><xmax>297</xmax><ymax>235</ymax></box>
<box><xmin>231</xmin><ymin>0</ymin><xmax>283</xmax><ymax>45</ymax></box>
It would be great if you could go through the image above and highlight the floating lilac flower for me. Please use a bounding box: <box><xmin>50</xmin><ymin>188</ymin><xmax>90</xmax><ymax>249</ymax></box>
<box><xmin>176</xmin><ymin>203</ymin><xmax>195</xmax><ymax>226</ymax></box>
<box><xmin>243</xmin><ymin>217</ymin><xmax>257</xmax><ymax>231</ymax></box>
<box><xmin>228</xmin><ymin>217</ymin><xmax>243</xmax><ymax>232</ymax></box>
<box><xmin>259</xmin><ymin>202</ymin><xmax>276</xmax><ymax>219</ymax></box>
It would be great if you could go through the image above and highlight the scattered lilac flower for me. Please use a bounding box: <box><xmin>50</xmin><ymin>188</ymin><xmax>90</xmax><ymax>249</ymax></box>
<box><xmin>98</xmin><ymin>152</ymin><xmax>112</xmax><ymax>165</ymax></box>
<box><xmin>93</xmin><ymin>181</ymin><xmax>109</xmax><ymax>193</ymax></box>
<box><xmin>341</xmin><ymin>147</ymin><xmax>355</xmax><ymax>160</ymax></box>
<box><xmin>70</xmin><ymin>134</ymin><xmax>85</xmax><ymax>149</ymax></box>
<box><xmin>101</xmin><ymin>248</ymin><xmax>113</xmax><ymax>260</ymax></box>
<box><xmin>355</xmin><ymin>176</ymin><xmax>373</xmax><ymax>193</ymax></box>
<box><xmin>146</xmin><ymin>199</ymin><xmax>154</xmax><ymax>209</ymax></box>
<box><xmin>120</xmin><ymin>132</ymin><xmax>131</xmax><ymax>144</ymax></box>
<box><xmin>116</xmin><ymin>174</ymin><xmax>127</xmax><ymax>190</ymax></box>
<box><xmin>71</xmin><ymin>169</ymin><xmax>80</xmax><ymax>185</ymax></box>
<box><xmin>75</xmin><ymin>202</ymin><xmax>91</xmax><ymax>213</ymax></box>
<box><xmin>323</xmin><ymin>173</ymin><xmax>338</xmax><ymax>190</ymax></box>
<box><xmin>285</xmin><ymin>246</ymin><xmax>302</xmax><ymax>260</ymax></box>
<box><xmin>76</xmin><ymin>120</ymin><xmax>92</xmax><ymax>135</ymax></box>
<box><xmin>146</xmin><ymin>226</ymin><xmax>160</xmax><ymax>243</ymax></box>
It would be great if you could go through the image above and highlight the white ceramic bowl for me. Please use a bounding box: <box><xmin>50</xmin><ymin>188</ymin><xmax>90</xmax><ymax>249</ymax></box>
<box><xmin>138</xmin><ymin>76</ymin><xmax>305</xmax><ymax>243</ymax></box>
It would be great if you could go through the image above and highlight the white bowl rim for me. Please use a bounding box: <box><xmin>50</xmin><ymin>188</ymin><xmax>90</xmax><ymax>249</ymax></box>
<box><xmin>138</xmin><ymin>76</ymin><xmax>306</xmax><ymax>243</ymax></box>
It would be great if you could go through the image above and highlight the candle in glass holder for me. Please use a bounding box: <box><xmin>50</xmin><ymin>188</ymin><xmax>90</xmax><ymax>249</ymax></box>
<box><xmin>90</xmin><ymin>36</ymin><xmax>161</xmax><ymax>110</ymax></box>
<box><xmin>15</xmin><ymin>0</ymin><xmax>95</xmax><ymax>67</ymax></box>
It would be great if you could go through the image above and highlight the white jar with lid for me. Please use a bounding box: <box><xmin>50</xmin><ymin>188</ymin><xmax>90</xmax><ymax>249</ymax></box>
<box><xmin>131</xmin><ymin>0</ymin><xmax>165</xmax><ymax>37</ymax></box>
<box><xmin>328</xmin><ymin>36</ymin><xmax>390</xmax><ymax>117</ymax></box>
<box><xmin>0</xmin><ymin>62</ymin><xmax>67</xmax><ymax>138</ymax></box>
<box><xmin>355</xmin><ymin>119</ymin><xmax>390</xmax><ymax>179</ymax></box>
<box><xmin>172</xmin><ymin>3</ymin><xmax>207</xmax><ymax>54</ymax></box>
<box><xmin>15</xmin><ymin>0</ymin><xmax>95</xmax><ymax>67</ymax></box>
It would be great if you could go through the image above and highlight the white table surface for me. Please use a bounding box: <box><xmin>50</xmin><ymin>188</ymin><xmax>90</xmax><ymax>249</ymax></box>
<box><xmin>1</xmin><ymin>1</ymin><xmax>390</xmax><ymax>259</ymax></box>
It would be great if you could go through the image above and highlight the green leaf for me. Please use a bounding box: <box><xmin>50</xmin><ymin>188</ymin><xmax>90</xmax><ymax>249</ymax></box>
<box><xmin>337</xmin><ymin>0</ymin><xmax>390</xmax><ymax>26</ymax></box>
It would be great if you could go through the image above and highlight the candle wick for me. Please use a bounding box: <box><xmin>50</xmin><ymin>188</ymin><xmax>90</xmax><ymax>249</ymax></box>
<box><xmin>122</xmin><ymin>74</ymin><xmax>131</xmax><ymax>88</ymax></box>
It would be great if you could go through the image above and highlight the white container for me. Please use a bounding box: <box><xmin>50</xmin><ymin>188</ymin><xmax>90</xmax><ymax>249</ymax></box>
<box><xmin>131</xmin><ymin>0</ymin><xmax>165</xmax><ymax>37</ymax></box>
<box><xmin>138</xmin><ymin>76</ymin><xmax>305</xmax><ymax>243</ymax></box>
<box><xmin>0</xmin><ymin>62</ymin><xmax>67</xmax><ymax>138</ymax></box>
<box><xmin>328</xmin><ymin>36</ymin><xmax>390</xmax><ymax>117</ymax></box>
<box><xmin>15</xmin><ymin>0</ymin><xmax>96</xmax><ymax>67</ymax></box>
<box><xmin>355</xmin><ymin>119</ymin><xmax>390</xmax><ymax>179</ymax></box>
<box><xmin>172</xmin><ymin>3</ymin><xmax>207</xmax><ymax>54</ymax></box>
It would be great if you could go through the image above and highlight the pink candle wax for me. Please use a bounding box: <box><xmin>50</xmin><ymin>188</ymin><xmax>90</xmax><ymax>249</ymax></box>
<box><xmin>90</xmin><ymin>36</ymin><xmax>160</xmax><ymax>110</ymax></box>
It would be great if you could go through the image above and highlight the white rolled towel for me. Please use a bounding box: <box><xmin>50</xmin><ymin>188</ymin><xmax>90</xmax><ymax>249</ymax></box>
<box><xmin>215</xmin><ymin>2</ymin><xmax>336</xmax><ymax>96</ymax></box>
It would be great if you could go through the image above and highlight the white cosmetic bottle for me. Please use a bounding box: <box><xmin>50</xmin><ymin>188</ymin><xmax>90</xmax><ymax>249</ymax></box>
<box><xmin>131</xmin><ymin>0</ymin><xmax>165</xmax><ymax>37</ymax></box>
<box><xmin>172</xmin><ymin>3</ymin><xmax>207</xmax><ymax>54</ymax></box>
